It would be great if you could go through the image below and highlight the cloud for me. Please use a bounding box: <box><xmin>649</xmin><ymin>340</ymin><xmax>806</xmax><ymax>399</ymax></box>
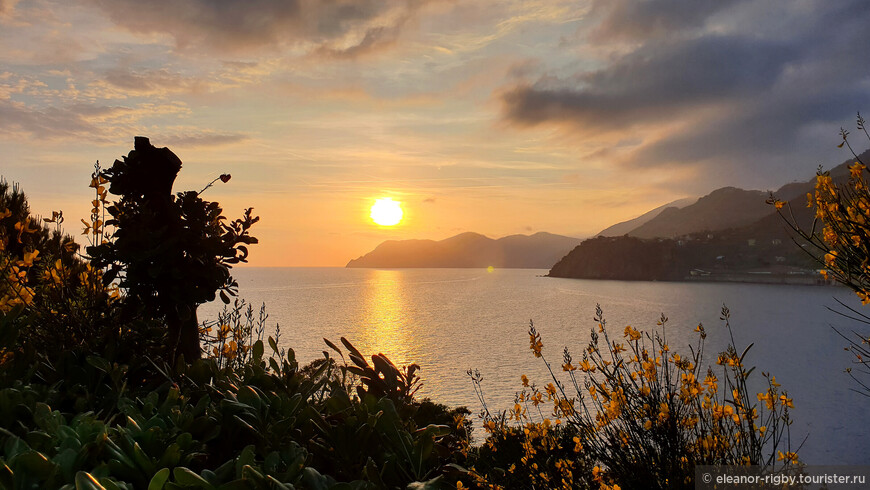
<box><xmin>588</xmin><ymin>0</ymin><xmax>744</xmax><ymax>43</ymax></box>
<box><xmin>87</xmin><ymin>0</ymin><xmax>435</xmax><ymax>57</ymax></box>
<box><xmin>499</xmin><ymin>0</ymin><xmax>870</xmax><ymax>182</ymax></box>
<box><xmin>0</xmin><ymin>97</ymin><xmax>192</xmax><ymax>142</ymax></box>
<box><xmin>503</xmin><ymin>35</ymin><xmax>796</xmax><ymax>132</ymax></box>
<box><xmin>159</xmin><ymin>130</ymin><xmax>249</xmax><ymax>148</ymax></box>
<box><xmin>103</xmin><ymin>68</ymin><xmax>206</xmax><ymax>94</ymax></box>
<box><xmin>0</xmin><ymin>0</ymin><xmax>18</xmax><ymax>15</ymax></box>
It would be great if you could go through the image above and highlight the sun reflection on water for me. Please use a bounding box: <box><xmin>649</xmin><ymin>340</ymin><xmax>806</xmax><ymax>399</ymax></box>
<box><xmin>352</xmin><ymin>270</ymin><xmax>418</xmax><ymax>368</ymax></box>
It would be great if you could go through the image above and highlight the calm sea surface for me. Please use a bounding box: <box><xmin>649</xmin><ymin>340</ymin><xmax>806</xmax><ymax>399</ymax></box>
<box><xmin>201</xmin><ymin>267</ymin><xmax>868</xmax><ymax>464</ymax></box>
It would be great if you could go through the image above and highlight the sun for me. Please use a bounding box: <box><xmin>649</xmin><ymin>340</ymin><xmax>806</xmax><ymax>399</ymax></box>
<box><xmin>370</xmin><ymin>198</ymin><xmax>403</xmax><ymax>226</ymax></box>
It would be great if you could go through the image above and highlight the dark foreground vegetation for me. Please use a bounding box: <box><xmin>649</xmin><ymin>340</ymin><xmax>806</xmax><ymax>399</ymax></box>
<box><xmin>12</xmin><ymin>130</ymin><xmax>870</xmax><ymax>488</ymax></box>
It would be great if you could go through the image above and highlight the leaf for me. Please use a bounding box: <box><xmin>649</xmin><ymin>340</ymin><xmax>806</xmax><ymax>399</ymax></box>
<box><xmin>148</xmin><ymin>468</ymin><xmax>170</xmax><ymax>490</ymax></box>
<box><xmin>417</xmin><ymin>424</ymin><xmax>452</xmax><ymax>438</ymax></box>
<box><xmin>323</xmin><ymin>338</ymin><xmax>343</xmax><ymax>357</ymax></box>
<box><xmin>172</xmin><ymin>467</ymin><xmax>213</xmax><ymax>488</ymax></box>
<box><xmin>340</xmin><ymin>338</ymin><xmax>365</xmax><ymax>364</ymax></box>
<box><xmin>739</xmin><ymin>343</ymin><xmax>754</xmax><ymax>363</ymax></box>
<box><xmin>219</xmin><ymin>290</ymin><xmax>230</xmax><ymax>304</ymax></box>
<box><xmin>407</xmin><ymin>475</ymin><xmax>450</xmax><ymax>489</ymax></box>
<box><xmin>251</xmin><ymin>340</ymin><xmax>264</xmax><ymax>361</ymax></box>
<box><xmin>132</xmin><ymin>442</ymin><xmax>154</xmax><ymax>474</ymax></box>
<box><xmin>86</xmin><ymin>356</ymin><xmax>111</xmax><ymax>374</ymax></box>
<box><xmin>75</xmin><ymin>471</ymin><xmax>107</xmax><ymax>490</ymax></box>
<box><xmin>97</xmin><ymin>478</ymin><xmax>123</xmax><ymax>490</ymax></box>
<box><xmin>0</xmin><ymin>463</ymin><xmax>13</xmax><ymax>490</ymax></box>
<box><xmin>15</xmin><ymin>449</ymin><xmax>58</xmax><ymax>476</ymax></box>
<box><xmin>235</xmin><ymin>446</ymin><xmax>256</xmax><ymax>478</ymax></box>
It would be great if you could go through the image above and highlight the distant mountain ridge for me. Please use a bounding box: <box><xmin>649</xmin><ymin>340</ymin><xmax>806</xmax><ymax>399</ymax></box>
<box><xmin>346</xmin><ymin>232</ymin><xmax>581</xmax><ymax>269</ymax></box>
<box><xmin>628</xmin><ymin>187</ymin><xmax>770</xmax><ymax>238</ymax></box>
<box><xmin>549</xmin><ymin>149</ymin><xmax>870</xmax><ymax>282</ymax></box>
<box><xmin>597</xmin><ymin>197</ymin><xmax>697</xmax><ymax>237</ymax></box>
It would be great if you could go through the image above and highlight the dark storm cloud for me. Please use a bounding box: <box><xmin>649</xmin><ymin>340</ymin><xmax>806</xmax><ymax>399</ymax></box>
<box><xmin>501</xmin><ymin>0</ymin><xmax>870</xmax><ymax>174</ymax></box>
<box><xmin>88</xmin><ymin>0</ymin><xmax>430</xmax><ymax>56</ymax></box>
<box><xmin>504</xmin><ymin>35</ymin><xmax>796</xmax><ymax>130</ymax></box>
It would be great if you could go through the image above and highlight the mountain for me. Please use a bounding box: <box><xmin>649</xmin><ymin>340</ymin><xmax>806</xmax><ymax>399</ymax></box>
<box><xmin>597</xmin><ymin>197</ymin><xmax>697</xmax><ymax>237</ymax></box>
<box><xmin>628</xmin><ymin>187</ymin><xmax>771</xmax><ymax>239</ymax></box>
<box><xmin>548</xmin><ymin>149</ymin><xmax>870</xmax><ymax>283</ymax></box>
<box><xmin>346</xmin><ymin>232</ymin><xmax>581</xmax><ymax>269</ymax></box>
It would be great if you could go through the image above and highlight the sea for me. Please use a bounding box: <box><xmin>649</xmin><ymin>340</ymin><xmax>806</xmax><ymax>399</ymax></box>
<box><xmin>200</xmin><ymin>267</ymin><xmax>869</xmax><ymax>464</ymax></box>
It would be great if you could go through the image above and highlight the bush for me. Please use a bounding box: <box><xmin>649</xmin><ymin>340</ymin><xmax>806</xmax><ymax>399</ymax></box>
<box><xmin>771</xmin><ymin>114</ymin><xmax>870</xmax><ymax>395</ymax></box>
<box><xmin>468</xmin><ymin>305</ymin><xmax>798</xmax><ymax>489</ymax></box>
<box><xmin>0</xmin><ymin>302</ymin><xmax>470</xmax><ymax>488</ymax></box>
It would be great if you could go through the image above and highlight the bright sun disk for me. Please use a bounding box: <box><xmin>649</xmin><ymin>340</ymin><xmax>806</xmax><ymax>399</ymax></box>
<box><xmin>371</xmin><ymin>198</ymin><xmax>403</xmax><ymax>226</ymax></box>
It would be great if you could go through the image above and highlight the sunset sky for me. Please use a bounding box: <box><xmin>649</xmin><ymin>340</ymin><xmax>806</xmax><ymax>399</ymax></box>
<box><xmin>2</xmin><ymin>0</ymin><xmax>869</xmax><ymax>266</ymax></box>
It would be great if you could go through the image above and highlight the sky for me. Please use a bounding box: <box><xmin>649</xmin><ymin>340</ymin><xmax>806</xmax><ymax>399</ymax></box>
<box><xmin>1</xmin><ymin>0</ymin><xmax>869</xmax><ymax>266</ymax></box>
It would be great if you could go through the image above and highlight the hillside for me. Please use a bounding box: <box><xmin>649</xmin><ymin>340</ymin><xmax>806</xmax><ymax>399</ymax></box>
<box><xmin>597</xmin><ymin>197</ymin><xmax>697</xmax><ymax>237</ymax></box>
<box><xmin>346</xmin><ymin>231</ymin><xmax>581</xmax><ymax>269</ymax></box>
<box><xmin>549</xmin><ymin>150</ymin><xmax>870</xmax><ymax>283</ymax></box>
<box><xmin>628</xmin><ymin>187</ymin><xmax>770</xmax><ymax>239</ymax></box>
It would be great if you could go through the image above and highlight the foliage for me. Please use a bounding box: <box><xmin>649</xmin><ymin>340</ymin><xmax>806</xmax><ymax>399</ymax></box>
<box><xmin>0</xmin><ymin>299</ymin><xmax>469</xmax><ymax>489</ymax></box>
<box><xmin>770</xmin><ymin>113</ymin><xmax>870</xmax><ymax>396</ymax></box>
<box><xmin>0</xmin><ymin>180</ymin><xmax>121</xmax><ymax>361</ymax></box>
<box><xmin>468</xmin><ymin>305</ymin><xmax>798</xmax><ymax>489</ymax></box>
<box><xmin>87</xmin><ymin>138</ymin><xmax>259</xmax><ymax>361</ymax></box>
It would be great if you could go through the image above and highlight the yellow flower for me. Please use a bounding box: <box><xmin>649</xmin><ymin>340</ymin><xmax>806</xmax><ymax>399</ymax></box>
<box><xmin>20</xmin><ymin>249</ymin><xmax>39</xmax><ymax>267</ymax></box>
<box><xmin>623</xmin><ymin>325</ymin><xmax>641</xmax><ymax>341</ymax></box>
<box><xmin>658</xmin><ymin>402</ymin><xmax>669</xmax><ymax>421</ymax></box>
<box><xmin>777</xmin><ymin>451</ymin><xmax>799</xmax><ymax>464</ymax></box>
<box><xmin>521</xmin><ymin>374</ymin><xmax>530</xmax><ymax>387</ymax></box>
<box><xmin>545</xmin><ymin>383</ymin><xmax>557</xmax><ymax>398</ymax></box>
<box><xmin>529</xmin><ymin>330</ymin><xmax>543</xmax><ymax>357</ymax></box>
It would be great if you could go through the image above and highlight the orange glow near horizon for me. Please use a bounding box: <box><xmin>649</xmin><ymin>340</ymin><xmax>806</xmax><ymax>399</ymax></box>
<box><xmin>370</xmin><ymin>198</ymin><xmax>404</xmax><ymax>226</ymax></box>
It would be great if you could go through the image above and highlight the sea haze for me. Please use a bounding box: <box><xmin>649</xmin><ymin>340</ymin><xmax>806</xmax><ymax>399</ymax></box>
<box><xmin>201</xmin><ymin>267</ymin><xmax>867</xmax><ymax>464</ymax></box>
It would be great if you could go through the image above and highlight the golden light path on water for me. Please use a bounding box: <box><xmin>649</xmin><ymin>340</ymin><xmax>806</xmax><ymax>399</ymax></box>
<box><xmin>355</xmin><ymin>270</ymin><xmax>417</xmax><ymax>369</ymax></box>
